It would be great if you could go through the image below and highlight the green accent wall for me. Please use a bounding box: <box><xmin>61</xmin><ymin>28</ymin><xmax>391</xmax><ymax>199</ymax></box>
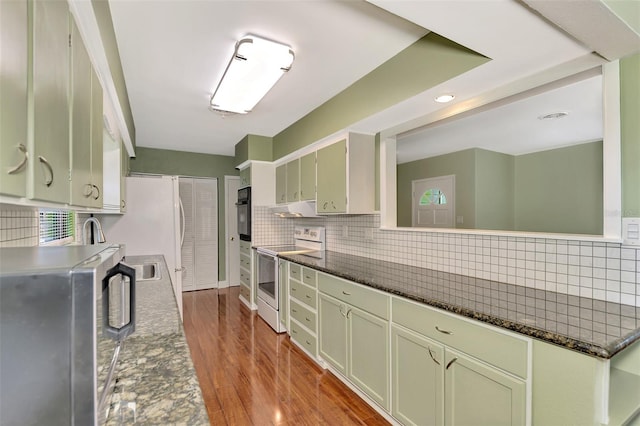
<box><xmin>475</xmin><ymin>149</ymin><xmax>514</xmax><ymax>230</ymax></box>
<box><xmin>397</xmin><ymin>143</ymin><xmax>602</xmax><ymax>234</ymax></box>
<box><xmin>620</xmin><ymin>53</ymin><xmax>640</xmax><ymax>217</ymax></box>
<box><xmin>130</xmin><ymin>147</ymin><xmax>238</xmax><ymax>282</ymax></box>
<box><xmin>91</xmin><ymin>0</ymin><xmax>135</xmax><ymax>149</ymax></box>
<box><xmin>234</xmin><ymin>134</ymin><xmax>273</xmax><ymax>166</ymax></box>
<box><xmin>397</xmin><ymin>149</ymin><xmax>476</xmax><ymax>228</ymax></box>
<box><xmin>514</xmin><ymin>142</ymin><xmax>603</xmax><ymax>234</ymax></box>
<box><xmin>272</xmin><ymin>33</ymin><xmax>490</xmax><ymax>160</ymax></box>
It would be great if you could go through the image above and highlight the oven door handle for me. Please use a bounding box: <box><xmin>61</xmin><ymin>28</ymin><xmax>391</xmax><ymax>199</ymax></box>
<box><xmin>102</xmin><ymin>262</ymin><xmax>136</xmax><ymax>341</ymax></box>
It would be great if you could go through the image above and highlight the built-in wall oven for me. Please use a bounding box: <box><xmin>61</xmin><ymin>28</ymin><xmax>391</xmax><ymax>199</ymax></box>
<box><xmin>256</xmin><ymin>226</ymin><xmax>325</xmax><ymax>333</ymax></box>
<box><xmin>0</xmin><ymin>244</ymin><xmax>136</xmax><ymax>425</ymax></box>
<box><xmin>237</xmin><ymin>186</ymin><xmax>251</xmax><ymax>241</ymax></box>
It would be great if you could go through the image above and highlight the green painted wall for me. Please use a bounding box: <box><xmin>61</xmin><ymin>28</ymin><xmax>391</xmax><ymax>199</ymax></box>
<box><xmin>514</xmin><ymin>142</ymin><xmax>603</xmax><ymax>234</ymax></box>
<box><xmin>234</xmin><ymin>134</ymin><xmax>273</xmax><ymax>165</ymax></box>
<box><xmin>272</xmin><ymin>33</ymin><xmax>490</xmax><ymax>160</ymax></box>
<box><xmin>130</xmin><ymin>147</ymin><xmax>238</xmax><ymax>282</ymax></box>
<box><xmin>620</xmin><ymin>53</ymin><xmax>640</xmax><ymax>217</ymax></box>
<box><xmin>475</xmin><ymin>149</ymin><xmax>514</xmax><ymax>230</ymax></box>
<box><xmin>91</xmin><ymin>0</ymin><xmax>135</xmax><ymax>149</ymax></box>
<box><xmin>397</xmin><ymin>149</ymin><xmax>476</xmax><ymax>228</ymax></box>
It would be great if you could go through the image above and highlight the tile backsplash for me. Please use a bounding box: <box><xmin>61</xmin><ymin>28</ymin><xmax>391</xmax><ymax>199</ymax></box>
<box><xmin>253</xmin><ymin>206</ymin><xmax>640</xmax><ymax>307</ymax></box>
<box><xmin>0</xmin><ymin>205</ymin><xmax>39</xmax><ymax>248</ymax></box>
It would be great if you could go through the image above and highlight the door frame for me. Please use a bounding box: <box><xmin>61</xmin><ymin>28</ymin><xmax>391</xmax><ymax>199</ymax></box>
<box><xmin>224</xmin><ymin>175</ymin><xmax>241</xmax><ymax>288</ymax></box>
<box><xmin>411</xmin><ymin>174</ymin><xmax>456</xmax><ymax>228</ymax></box>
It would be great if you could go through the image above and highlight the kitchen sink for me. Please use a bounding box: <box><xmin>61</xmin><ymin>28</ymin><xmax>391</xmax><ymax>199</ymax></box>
<box><xmin>131</xmin><ymin>262</ymin><xmax>161</xmax><ymax>281</ymax></box>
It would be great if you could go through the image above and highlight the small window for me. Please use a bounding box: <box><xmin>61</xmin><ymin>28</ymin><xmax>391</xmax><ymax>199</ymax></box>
<box><xmin>39</xmin><ymin>209</ymin><xmax>75</xmax><ymax>246</ymax></box>
<box><xmin>419</xmin><ymin>189</ymin><xmax>447</xmax><ymax>206</ymax></box>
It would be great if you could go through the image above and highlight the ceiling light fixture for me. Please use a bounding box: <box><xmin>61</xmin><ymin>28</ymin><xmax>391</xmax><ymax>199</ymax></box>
<box><xmin>538</xmin><ymin>111</ymin><xmax>569</xmax><ymax>120</ymax></box>
<box><xmin>434</xmin><ymin>94</ymin><xmax>455</xmax><ymax>103</ymax></box>
<box><xmin>210</xmin><ymin>35</ymin><xmax>294</xmax><ymax>115</ymax></box>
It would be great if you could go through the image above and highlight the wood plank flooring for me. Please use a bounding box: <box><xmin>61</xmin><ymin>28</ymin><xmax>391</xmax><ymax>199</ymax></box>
<box><xmin>183</xmin><ymin>287</ymin><xmax>390</xmax><ymax>426</ymax></box>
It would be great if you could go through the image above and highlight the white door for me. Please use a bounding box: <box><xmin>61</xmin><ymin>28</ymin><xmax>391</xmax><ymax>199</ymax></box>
<box><xmin>225</xmin><ymin>176</ymin><xmax>241</xmax><ymax>287</ymax></box>
<box><xmin>412</xmin><ymin>175</ymin><xmax>455</xmax><ymax>228</ymax></box>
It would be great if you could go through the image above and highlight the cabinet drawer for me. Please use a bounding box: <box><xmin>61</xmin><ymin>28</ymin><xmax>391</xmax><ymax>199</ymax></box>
<box><xmin>302</xmin><ymin>267</ymin><xmax>317</xmax><ymax>288</ymax></box>
<box><xmin>290</xmin><ymin>279</ymin><xmax>316</xmax><ymax>309</ymax></box>
<box><xmin>289</xmin><ymin>263</ymin><xmax>301</xmax><ymax>281</ymax></box>
<box><xmin>240</xmin><ymin>253</ymin><xmax>251</xmax><ymax>270</ymax></box>
<box><xmin>239</xmin><ymin>283</ymin><xmax>250</xmax><ymax>301</ymax></box>
<box><xmin>392</xmin><ymin>298</ymin><xmax>528</xmax><ymax>379</ymax></box>
<box><xmin>240</xmin><ymin>269</ymin><xmax>250</xmax><ymax>287</ymax></box>
<box><xmin>290</xmin><ymin>319</ymin><xmax>317</xmax><ymax>356</ymax></box>
<box><xmin>240</xmin><ymin>241</ymin><xmax>251</xmax><ymax>256</ymax></box>
<box><xmin>318</xmin><ymin>273</ymin><xmax>389</xmax><ymax>320</ymax></box>
<box><xmin>290</xmin><ymin>299</ymin><xmax>316</xmax><ymax>333</ymax></box>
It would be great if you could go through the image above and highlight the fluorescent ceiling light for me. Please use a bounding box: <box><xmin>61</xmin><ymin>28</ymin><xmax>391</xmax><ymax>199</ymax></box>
<box><xmin>210</xmin><ymin>35</ymin><xmax>294</xmax><ymax>114</ymax></box>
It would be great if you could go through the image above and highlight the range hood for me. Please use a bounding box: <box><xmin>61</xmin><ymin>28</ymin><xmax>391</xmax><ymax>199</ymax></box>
<box><xmin>270</xmin><ymin>201</ymin><xmax>319</xmax><ymax>218</ymax></box>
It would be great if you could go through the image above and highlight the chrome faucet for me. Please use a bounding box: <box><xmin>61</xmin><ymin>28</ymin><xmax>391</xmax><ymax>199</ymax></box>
<box><xmin>82</xmin><ymin>217</ymin><xmax>106</xmax><ymax>245</ymax></box>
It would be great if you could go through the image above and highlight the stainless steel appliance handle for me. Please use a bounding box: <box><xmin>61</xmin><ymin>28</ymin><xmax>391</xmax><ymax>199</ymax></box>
<box><xmin>102</xmin><ymin>263</ymin><xmax>136</xmax><ymax>341</ymax></box>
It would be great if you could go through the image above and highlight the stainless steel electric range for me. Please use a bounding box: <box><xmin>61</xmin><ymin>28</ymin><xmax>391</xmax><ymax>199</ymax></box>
<box><xmin>256</xmin><ymin>226</ymin><xmax>325</xmax><ymax>333</ymax></box>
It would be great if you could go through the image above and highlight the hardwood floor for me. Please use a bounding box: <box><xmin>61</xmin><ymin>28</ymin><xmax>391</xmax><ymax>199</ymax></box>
<box><xmin>183</xmin><ymin>287</ymin><xmax>390</xmax><ymax>426</ymax></box>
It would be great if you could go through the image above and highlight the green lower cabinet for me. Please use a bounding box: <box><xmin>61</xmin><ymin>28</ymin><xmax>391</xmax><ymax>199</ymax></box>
<box><xmin>348</xmin><ymin>306</ymin><xmax>390</xmax><ymax>410</ymax></box>
<box><xmin>318</xmin><ymin>293</ymin><xmax>348</xmax><ymax>375</ymax></box>
<box><xmin>391</xmin><ymin>326</ymin><xmax>444</xmax><ymax>426</ymax></box>
<box><xmin>319</xmin><ymin>292</ymin><xmax>390</xmax><ymax>411</ymax></box>
<box><xmin>444</xmin><ymin>349</ymin><xmax>526</xmax><ymax>426</ymax></box>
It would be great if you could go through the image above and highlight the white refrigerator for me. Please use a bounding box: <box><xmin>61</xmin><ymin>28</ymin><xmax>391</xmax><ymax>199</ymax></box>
<box><xmin>99</xmin><ymin>175</ymin><xmax>184</xmax><ymax>319</ymax></box>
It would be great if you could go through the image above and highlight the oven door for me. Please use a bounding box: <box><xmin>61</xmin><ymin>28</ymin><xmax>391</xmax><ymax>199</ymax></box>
<box><xmin>236</xmin><ymin>202</ymin><xmax>250</xmax><ymax>241</ymax></box>
<box><xmin>256</xmin><ymin>252</ymin><xmax>278</xmax><ymax>310</ymax></box>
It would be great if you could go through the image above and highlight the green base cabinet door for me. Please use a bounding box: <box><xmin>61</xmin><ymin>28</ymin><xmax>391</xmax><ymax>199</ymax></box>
<box><xmin>318</xmin><ymin>293</ymin><xmax>347</xmax><ymax>375</ymax></box>
<box><xmin>279</xmin><ymin>260</ymin><xmax>288</xmax><ymax>328</ymax></box>
<box><xmin>348</xmin><ymin>305</ymin><xmax>390</xmax><ymax>411</ymax></box>
<box><xmin>392</xmin><ymin>325</ymin><xmax>444</xmax><ymax>426</ymax></box>
<box><xmin>444</xmin><ymin>349</ymin><xmax>526</xmax><ymax>426</ymax></box>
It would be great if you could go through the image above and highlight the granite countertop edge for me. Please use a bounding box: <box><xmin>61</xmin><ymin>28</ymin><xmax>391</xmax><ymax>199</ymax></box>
<box><xmin>280</xmin><ymin>252</ymin><xmax>640</xmax><ymax>360</ymax></box>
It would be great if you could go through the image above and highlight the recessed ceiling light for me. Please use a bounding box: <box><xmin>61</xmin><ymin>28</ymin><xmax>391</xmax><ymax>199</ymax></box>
<box><xmin>538</xmin><ymin>111</ymin><xmax>569</xmax><ymax>120</ymax></box>
<box><xmin>434</xmin><ymin>94</ymin><xmax>455</xmax><ymax>103</ymax></box>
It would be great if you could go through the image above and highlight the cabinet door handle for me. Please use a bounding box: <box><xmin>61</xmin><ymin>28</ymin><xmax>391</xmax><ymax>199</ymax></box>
<box><xmin>292</xmin><ymin>329</ymin><xmax>297</xmax><ymax>334</ymax></box>
<box><xmin>92</xmin><ymin>184</ymin><xmax>100</xmax><ymax>200</ymax></box>
<box><xmin>305</xmin><ymin>294</ymin><xmax>311</xmax><ymax>299</ymax></box>
<box><xmin>7</xmin><ymin>144</ymin><xmax>28</xmax><ymax>175</ymax></box>
<box><xmin>294</xmin><ymin>191</ymin><xmax>298</xmax><ymax>199</ymax></box>
<box><xmin>435</xmin><ymin>326</ymin><xmax>453</xmax><ymax>335</ymax></box>
<box><xmin>281</xmin><ymin>194</ymin><xmax>285</xmax><ymax>201</ymax></box>
<box><xmin>83</xmin><ymin>183</ymin><xmax>93</xmax><ymax>198</ymax></box>
<box><xmin>306</xmin><ymin>340</ymin><xmax>311</xmax><ymax>346</ymax></box>
<box><xmin>323</xmin><ymin>201</ymin><xmax>328</xmax><ymax>209</ymax></box>
<box><xmin>345</xmin><ymin>308</ymin><xmax>352</xmax><ymax>318</ymax></box>
<box><xmin>305</xmin><ymin>275</ymin><xmax>311</xmax><ymax>280</ymax></box>
<box><xmin>446</xmin><ymin>357</ymin><xmax>458</xmax><ymax>370</ymax></box>
<box><xmin>38</xmin><ymin>156</ymin><xmax>53</xmax><ymax>187</ymax></box>
<box><xmin>342</xmin><ymin>291</ymin><xmax>351</xmax><ymax>296</ymax></box>
<box><xmin>428</xmin><ymin>348</ymin><xmax>440</xmax><ymax>365</ymax></box>
<box><xmin>121</xmin><ymin>199</ymin><xmax>126</xmax><ymax>209</ymax></box>
<box><xmin>305</xmin><ymin>317</ymin><xmax>311</xmax><ymax>322</ymax></box>
<box><xmin>331</xmin><ymin>201</ymin><xmax>337</xmax><ymax>210</ymax></box>
<box><xmin>292</xmin><ymin>309</ymin><xmax>297</xmax><ymax>313</ymax></box>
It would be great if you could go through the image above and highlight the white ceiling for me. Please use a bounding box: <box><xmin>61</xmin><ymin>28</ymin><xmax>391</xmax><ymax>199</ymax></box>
<box><xmin>396</xmin><ymin>74</ymin><xmax>603</xmax><ymax>163</ymax></box>
<box><xmin>108</xmin><ymin>0</ymin><xmax>630</xmax><ymax>158</ymax></box>
<box><xmin>108</xmin><ymin>0</ymin><xmax>427</xmax><ymax>156</ymax></box>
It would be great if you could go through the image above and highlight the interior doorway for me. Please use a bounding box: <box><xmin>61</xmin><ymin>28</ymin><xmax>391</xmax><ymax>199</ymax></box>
<box><xmin>412</xmin><ymin>175</ymin><xmax>455</xmax><ymax>228</ymax></box>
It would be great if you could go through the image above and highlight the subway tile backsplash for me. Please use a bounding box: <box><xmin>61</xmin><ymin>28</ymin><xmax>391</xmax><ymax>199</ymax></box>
<box><xmin>253</xmin><ymin>207</ymin><xmax>640</xmax><ymax>307</ymax></box>
<box><xmin>0</xmin><ymin>205</ymin><xmax>39</xmax><ymax>248</ymax></box>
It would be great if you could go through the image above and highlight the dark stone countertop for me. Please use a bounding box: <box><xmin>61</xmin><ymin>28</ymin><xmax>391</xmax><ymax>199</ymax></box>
<box><xmin>280</xmin><ymin>250</ymin><xmax>640</xmax><ymax>359</ymax></box>
<box><xmin>102</xmin><ymin>255</ymin><xmax>209</xmax><ymax>425</ymax></box>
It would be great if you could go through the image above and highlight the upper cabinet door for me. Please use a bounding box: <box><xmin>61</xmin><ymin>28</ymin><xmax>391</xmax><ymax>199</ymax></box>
<box><xmin>0</xmin><ymin>0</ymin><xmax>29</xmax><ymax>197</ymax></box>
<box><xmin>69</xmin><ymin>17</ymin><xmax>92</xmax><ymax>207</ymax></box>
<box><xmin>299</xmin><ymin>152</ymin><xmax>315</xmax><ymax>201</ymax></box>
<box><xmin>275</xmin><ymin>164</ymin><xmax>287</xmax><ymax>204</ymax></box>
<box><xmin>316</xmin><ymin>139</ymin><xmax>347</xmax><ymax>213</ymax></box>
<box><xmin>286</xmin><ymin>158</ymin><xmax>300</xmax><ymax>202</ymax></box>
<box><xmin>31</xmin><ymin>0</ymin><xmax>70</xmax><ymax>203</ymax></box>
<box><xmin>89</xmin><ymin>67</ymin><xmax>103</xmax><ymax>208</ymax></box>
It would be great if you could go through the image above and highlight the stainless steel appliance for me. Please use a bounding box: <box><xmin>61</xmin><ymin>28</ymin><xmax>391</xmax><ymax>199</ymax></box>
<box><xmin>0</xmin><ymin>244</ymin><xmax>135</xmax><ymax>426</ymax></box>
<box><xmin>237</xmin><ymin>186</ymin><xmax>251</xmax><ymax>241</ymax></box>
<box><xmin>256</xmin><ymin>226</ymin><xmax>325</xmax><ymax>333</ymax></box>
